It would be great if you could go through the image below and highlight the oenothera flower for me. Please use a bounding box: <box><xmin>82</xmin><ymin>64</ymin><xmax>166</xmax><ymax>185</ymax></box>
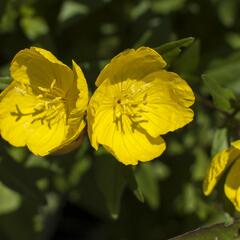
<box><xmin>0</xmin><ymin>47</ymin><xmax>88</xmax><ymax>156</ymax></box>
<box><xmin>87</xmin><ymin>47</ymin><xmax>195</xmax><ymax>165</ymax></box>
<box><xmin>203</xmin><ymin>140</ymin><xmax>240</xmax><ymax>211</ymax></box>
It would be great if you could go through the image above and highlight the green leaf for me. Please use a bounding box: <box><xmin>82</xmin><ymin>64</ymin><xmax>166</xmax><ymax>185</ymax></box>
<box><xmin>0</xmin><ymin>182</ymin><xmax>21</xmax><ymax>215</ymax></box>
<box><xmin>155</xmin><ymin>37</ymin><xmax>195</xmax><ymax>64</ymax></box>
<box><xmin>217</xmin><ymin>0</ymin><xmax>237</xmax><ymax>27</ymax></box>
<box><xmin>0</xmin><ymin>0</ymin><xmax>18</xmax><ymax>33</ymax></box>
<box><xmin>226</xmin><ymin>33</ymin><xmax>240</xmax><ymax>49</ymax></box>
<box><xmin>211</xmin><ymin>128</ymin><xmax>228</xmax><ymax>157</ymax></box>
<box><xmin>94</xmin><ymin>155</ymin><xmax>127</xmax><ymax>219</ymax></box>
<box><xmin>152</xmin><ymin>0</ymin><xmax>187</xmax><ymax>14</ymax></box>
<box><xmin>0</xmin><ymin>156</ymin><xmax>46</xmax><ymax>205</ymax></box>
<box><xmin>176</xmin><ymin>183</ymin><xmax>197</xmax><ymax>215</ymax></box>
<box><xmin>191</xmin><ymin>148</ymin><xmax>209</xmax><ymax>181</ymax></box>
<box><xmin>0</xmin><ymin>196</ymin><xmax>40</xmax><ymax>240</ymax></box>
<box><xmin>173</xmin><ymin>39</ymin><xmax>200</xmax><ymax>73</ymax></box>
<box><xmin>135</xmin><ymin>163</ymin><xmax>160</xmax><ymax>209</ymax></box>
<box><xmin>202</xmin><ymin>74</ymin><xmax>236</xmax><ymax>112</ymax></box>
<box><xmin>123</xmin><ymin>166</ymin><xmax>144</xmax><ymax>203</ymax></box>
<box><xmin>0</xmin><ymin>76</ymin><xmax>11</xmax><ymax>83</ymax></box>
<box><xmin>58</xmin><ymin>1</ymin><xmax>89</xmax><ymax>23</ymax></box>
<box><xmin>68</xmin><ymin>156</ymin><xmax>91</xmax><ymax>188</ymax></box>
<box><xmin>169</xmin><ymin>221</ymin><xmax>240</xmax><ymax>240</ymax></box>
<box><xmin>20</xmin><ymin>16</ymin><xmax>49</xmax><ymax>40</ymax></box>
<box><xmin>205</xmin><ymin>52</ymin><xmax>240</xmax><ymax>94</ymax></box>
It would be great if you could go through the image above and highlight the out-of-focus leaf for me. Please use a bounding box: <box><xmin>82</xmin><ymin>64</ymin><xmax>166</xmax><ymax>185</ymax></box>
<box><xmin>58</xmin><ymin>1</ymin><xmax>89</xmax><ymax>23</ymax></box>
<box><xmin>94</xmin><ymin>155</ymin><xmax>127</xmax><ymax>219</ymax></box>
<box><xmin>176</xmin><ymin>183</ymin><xmax>197</xmax><ymax>214</ymax></box>
<box><xmin>202</xmin><ymin>74</ymin><xmax>236</xmax><ymax>112</ymax></box>
<box><xmin>20</xmin><ymin>16</ymin><xmax>49</xmax><ymax>40</ymax></box>
<box><xmin>34</xmin><ymin>193</ymin><xmax>60</xmax><ymax>238</ymax></box>
<box><xmin>217</xmin><ymin>0</ymin><xmax>237</xmax><ymax>27</ymax></box>
<box><xmin>0</xmin><ymin>182</ymin><xmax>21</xmax><ymax>215</ymax></box>
<box><xmin>155</xmin><ymin>37</ymin><xmax>194</xmax><ymax>65</ymax></box>
<box><xmin>26</xmin><ymin>155</ymin><xmax>60</xmax><ymax>174</ymax></box>
<box><xmin>191</xmin><ymin>148</ymin><xmax>209</xmax><ymax>181</ymax></box>
<box><xmin>169</xmin><ymin>221</ymin><xmax>240</xmax><ymax>240</ymax></box>
<box><xmin>152</xmin><ymin>0</ymin><xmax>187</xmax><ymax>14</ymax></box>
<box><xmin>0</xmin><ymin>0</ymin><xmax>18</xmax><ymax>33</ymax></box>
<box><xmin>0</xmin><ymin>76</ymin><xmax>11</xmax><ymax>83</ymax></box>
<box><xmin>0</xmin><ymin>197</ymin><xmax>40</xmax><ymax>240</ymax></box>
<box><xmin>6</xmin><ymin>147</ymin><xmax>27</xmax><ymax>162</ymax></box>
<box><xmin>68</xmin><ymin>156</ymin><xmax>91</xmax><ymax>188</ymax></box>
<box><xmin>123</xmin><ymin>166</ymin><xmax>144</xmax><ymax>203</ymax></box>
<box><xmin>74</xmin><ymin>166</ymin><xmax>109</xmax><ymax>218</ymax></box>
<box><xmin>135</xmin><ymin>163</ymin><xmax>160</xmax><ymax>209</ymax></box>
<box><xmin>211</xmin><ymin>128</ymin><xmax>228</xmax><ymax>156</ymax></box>
<box><xmin>0</xmin><ymin>156</ymin><xmax>46</xmax><ymax>205</ymax></box>
<box><xmin>226</xmin><ymin>33</ymin><xmax>240</xmax><ymax>49</ymax></box>
<box><xmin>173</xmin><ymin>40</ymin><xmax>200</xmax><ymax>73</ymax></box>
<box><xmin>205</xmin><ymin>52</ymin><xmax>240</xmax><ymax>93</ymax></box>
<box><xmin>130</xmin><ymin>1</ymin><xmax>150</xmax><ymax>20</ymax></box>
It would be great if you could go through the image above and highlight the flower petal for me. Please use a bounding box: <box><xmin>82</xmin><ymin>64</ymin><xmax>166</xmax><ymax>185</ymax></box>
<box><xmin>50</xmin><ymin>60</ymin><xmax>89</xmax><ymax>152</ymax></box>
<box><xmin>87</xmin><ymin>79</ymin><xmax>113</xmax><ymax>150</ymax></box>
<box><xmin>111</xmin><ymin>116</ymin><xmax>166</xmax><ymax>165</ymax></box>
<box><xmin>26</xmin><ymin>114</ymin><xmax>67</xmax><ymax>156</ymax></box>
<box><xmin>91</xmin><ymin>108</ymin><xmax>166</xmax><ymax>165</ymax></box>
<box><xmin>225</xmin><ymin>158</ymin><xmax>240</xmax><ymax>211</ymax></box>
<box><xmin>231</xmin><ymin>140</ymin><xmax>240</xmax><ymax>150</ymax></box>
<box><xmin>71</xmin><ymin>60</ymin><xmax>88</xmax><ymax>111</ymax></box>
<box><xmin>95</xmin><ymin>47</ymin><xmax>166</xmax><ymax>87</ymax></box>
<box><xmin>139</xmin><ymin>70</ymin><xmax>195</xmax><ymax>137</ymax></box>
<box><xmin>10</xmin><ymin>47</ymin><xmax>73</xmax><ymax>92</ymax></box>
<box><xmin>203</xmin><ymin>146</ymin><xmax>240</xmax><ymax>196</ymax></box>
<box><xmin>0</xmin><ymin>82</ymin><xmax>38</xmax><ymax>146</ymax></box>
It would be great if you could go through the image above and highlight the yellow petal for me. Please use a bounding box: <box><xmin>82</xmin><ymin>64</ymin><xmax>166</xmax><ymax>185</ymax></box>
<box><xmin>32</xmin><ymin>47</ymin><xmax>65</xmax><ymax>65</ymax></box>
<box><xmin>139</xmin><ymin>70</ymin><xmax>195</xmax><ymax>136</ymax></box>
<box><xmin>95</xmin><ymin>47</ymin><xmax>166</xmax><ymax>87</ymax></box>
<box><xmin>203</xmin><ymin>146</ymin><xmax>240</xmax><ymax>196</ymax></box>
<box><xmin>0</xmin><ymin>82</ymin><xmax>38</xmax><ymax>146</ymax></box>
<box><xmin>87</xmin><ymin>78</ymin><xmax>113</xmax><ymax>150</ymax></box>
<box><xmin>53</xmin><ymin>130</ymin><xmax>85</xmax><ymax>155</ymax></box>
<box><xmin>54</xmin><ymin>112</ymin><xmax>86</xmax><ymax>153</ymax></box>
<box><xmin>92</xmin><ymin>109</ymin><xmax>166</xmax><ymax>165</ymax></box>
<box><xmin>231</xmin><ymin>140</ymin><xmax>240</xmax><ymax>150</ymax></box>
<box><xmin>224</xmin><ymin>158</ymin><xmax>240</xmax><ymax>211</ymax></box>
<box><xmin>26</xmin><ymin>114</ymin><xmax>67</xmax><ymax>156</ymax></box>
<box><xmin>52</xmin><ymin>60</ymin><xmax>89</xmax><ymax>151</ymax></box>
<box><xmin>10</xmin><ymin>47</ymin><xmax>73</xmax><ymax>92</ymax></box>
<box><xmin>71</xmin><ymin>60</ymin><xmax>88</xmax><ymax>110</ymax></box>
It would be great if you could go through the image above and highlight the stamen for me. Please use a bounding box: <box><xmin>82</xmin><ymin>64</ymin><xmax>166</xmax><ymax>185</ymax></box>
<box><xmin>11</xmin><ymin>80</ymin><xmax>66</xmax><ymax>128</ymax></box>
<box><xmin>113</xmin><ymin>84</ymin><xmax>149</xmax><ymax>131</ymax></box>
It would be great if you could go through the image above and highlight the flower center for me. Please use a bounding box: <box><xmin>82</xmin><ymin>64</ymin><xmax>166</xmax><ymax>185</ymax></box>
<box><xmin>113</xmin><ymin>86</ymin><xmax>148</xmax><ymax>129</ymax></box>
<box><xmin>11</xmin><ymin>80</ymin><xmax>66</xmax><ymax>128</ymax></box>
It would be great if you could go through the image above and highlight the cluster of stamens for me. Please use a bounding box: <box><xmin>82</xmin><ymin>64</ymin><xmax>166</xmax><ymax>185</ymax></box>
<box><xmin>11</xmin><ymin>80</ymin><xmax>66</xmax><ymax>128</ymax></box>
<box><xmin>113</xmin><ymin>86</ymin><xmax>148</xmax><ymax>131</ymax></box>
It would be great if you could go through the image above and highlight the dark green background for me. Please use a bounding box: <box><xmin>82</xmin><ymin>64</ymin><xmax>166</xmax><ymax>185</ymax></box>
<box><xmin>1</xmin><ymin>0</ymin><xmax>240</xmax><ymax>239</ymax></box>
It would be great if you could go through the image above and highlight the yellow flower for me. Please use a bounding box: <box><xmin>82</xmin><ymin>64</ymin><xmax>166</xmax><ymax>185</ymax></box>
<box><xmin>87</xmin><ymin>47</ymin><xmax>195</xmax><ymax>165</ymax></box>
<box><xmin>203</xmin><ymin>140</ymin><xmax>240</xmax><ymax>211</ymax></box>
<box><xmin>0</xmin><ymin>47</ymin><xmax>88</xmax><ymax>156</ymax></box>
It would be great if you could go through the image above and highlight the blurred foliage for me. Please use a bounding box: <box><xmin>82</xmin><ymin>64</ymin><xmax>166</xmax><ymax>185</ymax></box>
<box><xmin>1</xmin><ymin>0</ymin><xmax>240</xmax><ymax>240</ymax></box>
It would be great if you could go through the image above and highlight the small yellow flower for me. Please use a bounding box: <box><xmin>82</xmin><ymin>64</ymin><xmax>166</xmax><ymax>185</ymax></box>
<box><xmin>203</xmin><ymin>140</ymin><xmax>240</xmax><ymax>211</ymax></box>
<box><xmin>0</xmin><ymin>47</ymin><xmax>88</xmax><ymax>156</ymax></box>
<box><xmin>87</xmin><ymin>47</ymin><xmax>195</xmax><ymax>165</ymax></box>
